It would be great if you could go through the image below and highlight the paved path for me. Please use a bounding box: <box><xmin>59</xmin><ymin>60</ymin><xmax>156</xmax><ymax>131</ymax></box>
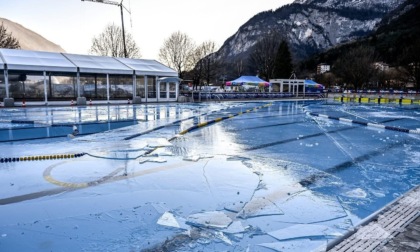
<box><xmin>328</xmin><ymin>185</ymin><xmax>420</xmax><ymax>251</ymax></box>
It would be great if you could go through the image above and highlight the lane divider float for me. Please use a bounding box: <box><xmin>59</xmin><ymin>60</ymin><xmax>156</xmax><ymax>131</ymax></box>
<box><xmin>307</xmin><ymin>112</ymin><xmax>420</xmax><ymax>135</ymax></box>
<box><xmin>0</xmin><ymin>153</ymin><xmax>87</xmax><ymax>163</ymax></box>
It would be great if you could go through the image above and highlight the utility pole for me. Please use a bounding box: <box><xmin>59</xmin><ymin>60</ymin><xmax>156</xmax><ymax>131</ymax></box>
<box><xmin>81</xmin><ymin>0</ymin><xmax>130</xmax><ymax>58</ymax></box>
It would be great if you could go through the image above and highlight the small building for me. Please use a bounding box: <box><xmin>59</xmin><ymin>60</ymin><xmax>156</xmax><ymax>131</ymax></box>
<box><xmin>0</xmin><ymin>48</ymin><xmax>180</xmax><ymax>106</ymax></box>
<box><xmin>317</xmin><ymin>63</ymin><xmax>330</xmax><ymax>74</ymax></box>
<box><xmin>374</xmin><ymin>62</ymin><xmax>390</xmax><ymax>72</ymax></box>
<box><xmin>270</xmin><ymin>79</ymin><xmax>324</xmax><ymax>96</ymax></box>
<box><xmin>270</xmin><ymin>79</ymin><xmax>305</xmax><ymax>96</ymax></box>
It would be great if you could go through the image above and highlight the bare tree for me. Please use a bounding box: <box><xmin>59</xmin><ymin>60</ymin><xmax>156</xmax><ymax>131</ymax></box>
<box><xmin>90</xmin><ymin>23</ymin><xmax>141</xmax><ymax>58</ymax></box>
<box><xmin>333</xmin><ymin>46</ymin><xmax>377</xmax><ymax>91</ymax></box>
<box><xmin>159</xmin><ymin>31</ymin><xmax>195</xmax><ymax>79</ymax></box>
<box><xmin>190</xmin><ymin>40</ymin><xmax>219</xmax><ymax>89</ymax></box>
<box><xmin>0</xmin><ymin>22</ymin><xmax>20</xmax><ymax>49</ymax></box>
<box><xmin>315</xmin><ymin>72</ymin><xmax>337</xmax><ymax>90</ymax></box>
<box><xmin>400</xmin><ymin>38</ymin><xmax>420</xmax><ymax>91</ymax></box>
<box><xmin>249</xmin><ymin>32</ymin><xmax>282</xmax><ymax>80</ymax></box>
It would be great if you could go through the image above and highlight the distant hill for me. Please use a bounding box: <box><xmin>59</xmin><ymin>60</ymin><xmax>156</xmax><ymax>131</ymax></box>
<box><xmin>0</xmin><ymin>17</ymin><xmax>65</xmax><ymax>53</ymax></box>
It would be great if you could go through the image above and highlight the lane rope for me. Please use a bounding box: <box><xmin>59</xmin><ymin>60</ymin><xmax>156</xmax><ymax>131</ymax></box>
<box><xmin>0</xmin><ymin>153</ymin><xmax>87</xmax><ymax>163</ymax></box>
<box><xmin>307</xmin><ymin>112</ymin><xmax>420</xmax><ymax>135</ymax></box>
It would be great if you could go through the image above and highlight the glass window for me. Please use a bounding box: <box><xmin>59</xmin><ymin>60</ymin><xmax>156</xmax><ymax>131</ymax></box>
<box><xmin>109</xmin><ymin>75</ymin><xmax>133</xmax><ymax>99</ymax></box>
<box><xmin>80</xmin><ymin>75</ymin><xmax>97</xmax><ymax>99</ymax></box>
<box><xmin>0</xmin><ymin>73</ymin><xmax>5</xmax><ymax>99</ymax></box>
<box><xmin>160</xmin><ymin>82</ymin><xmax>167</xmax><ymax>98</ymax></box>
<box><xmin>8</xmin><ymin>71</ymin><xmax>44</xmax><ymax>99</ymax></box>
<box><xmin>147</xmin><ymin>76</ymin><xmax>156</xmax><ymax>98</ymax></box>
<box><xmin>136</xmin><ymin>76</ymin><xmax>145</xmax><ymax>98</ymax></box>
<box><xmin>80</xmin><ymin>74</ymin><xmax>108</xmax><ymax>99</ymax></box>
<box><xmin>96</xmin><ymin>76</ymin><xmax>107</xmax><ymax>99</ymax></box>
<box><xmin>50</xmin><ymin>74</ymin><xmax>76</xmax><ymax>99</ymax></box>
<box><xmin>169</xmin><ymin>82</ymin><xmax>176</xmax><ymax>98</ymax></box>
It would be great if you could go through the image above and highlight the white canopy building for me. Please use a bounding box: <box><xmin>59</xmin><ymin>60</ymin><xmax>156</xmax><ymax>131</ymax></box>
<box><xmin>0</xmin><ymin>48</ymin><xmax>179</xmax><ymax>106</ymax></box>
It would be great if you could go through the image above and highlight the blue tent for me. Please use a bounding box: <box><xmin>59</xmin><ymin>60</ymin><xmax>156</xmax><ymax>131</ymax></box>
<box><xmin>305</xmin><ymin>79</ymin><xmax>324</xmax><ymax>92</ymax></box>
<box><xmin>226</xmin><ymin>76</ymin><xmax>270</xmax><ymax>87</ymax></box>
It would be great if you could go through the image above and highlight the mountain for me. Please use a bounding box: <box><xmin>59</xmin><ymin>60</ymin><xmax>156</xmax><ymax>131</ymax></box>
<box><xmin>0</xmin><ymin>17</ymin><xmax>65</xmax><ymax>53</ymax></box>
<box><xmin>214</xmin><ymin>0</ymin><xmax>405</xmax><ymax>71</ymax></box>
<box><xmin>301</xmin><ymin>0</ymin><xmax>420</xmax><ymax>70</ymax></box>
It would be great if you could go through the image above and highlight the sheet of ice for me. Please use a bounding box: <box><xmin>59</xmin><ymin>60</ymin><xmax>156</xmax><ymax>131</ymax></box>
<box><xmin>259</xmin><ymin>239</ymin><xmax>327</xmax><ymax>252</ymax></box>
<box><xmin>272</xmin><ymin>190</ymin><xmax>348</xmax><ymax>224</ymax></box>
<box><xmin>237</xmin><ymin>197</ymin><xmax>284</xmax><ymax>218</ymax></box>
<box><xmin>222</xmin><ymin>220</ymin><xmax>248</xmax><ymax>234</ymax></box>
<box><xmin>1</xmin><ymin>101</ymin><xmax>419</xmax><ymax>251</ymax></box>
<box><xmin>183</xmin><ymin>155</ymin><xmax>201</xmax><ymax>162</ymax></box>
<box><xmin>268</xmin><ymin>224</ymin><xmax>343</xmax><ymax>240</ymax></box>
<box><xmin>157</xmin><ymin>211</ymin><xmax>189</xmax><ymax>230</ymax></box>
<box><xmin>186</xmin><ymin>211</ymin><xmax>233</xmax><ymax>229</ymax></box>
<box><xmin>138</xmin><ymin>157</ymin><xmax>167</xmax><ymax>163</ymax></box>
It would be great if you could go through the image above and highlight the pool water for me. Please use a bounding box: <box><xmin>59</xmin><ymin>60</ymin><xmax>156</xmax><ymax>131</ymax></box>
<box><xmin>0</xmin><ymin>101</ymin><xmax>419</xmax><ymax>251</ymax></box>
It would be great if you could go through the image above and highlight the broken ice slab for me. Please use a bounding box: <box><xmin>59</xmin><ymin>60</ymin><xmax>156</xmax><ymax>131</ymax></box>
<box><xmin>186</xmin><ymin>211</ymin><xmax>232</xmax><ymax>229</ymax></box>
<box><xmin>226</xmin><ymin>156</ymin><xmax>251</xmax><ymax>161</ymax></box>
<box><xmin>157</xmin><ymin>211</ymin><xmax>189</xmax><ymax>230</ymax></box>
<box><xmin>156</xmin><ymin>150</ymin><xmax>174</xmax><ymax>156</ymax></box>
<box><xmin>183</xmin><ymin>155</ymin><xmax>201</xmax><ymax>162</ymax></box>
<box><xmin>273</xmin><ymin>190</ymin><xmax>348</xmax><ymax>223</ymax></box>
<box><xmin>259</xmin><ymin>239</ymin><xmax>327</xmax><ymax>252</ymax></box>
<box><xmin>146</xmin><ymin>138</ymin><xmax>173</xmax><ymax>148</ymax></box>
<box><xmin>183</xmin><ymin>154</ymin><xmax>214</xmax><ymax>162</ymax></box>
<box><xmin>224</xmin><ymin>201</ymin><xmax>247</xmax><ymax>213</ymax></box>
<box><xmin>342</xmin><ymin>188</ymin><xmax>368</xmax><ymax>198</ymax></box>
<box><xmin>237</xmin><ymin>197</ymin><xmax>284</xmax><ymax>219</ymax></box>
<box><xmin>198</xmin><ymin>154</ymin><xmax>214</xmax><ymax>159</ymax></box>
<box><xmin>157</xmin><ymin>212</ymin><xmax>179</xmax><ymax>228</ymax></box>
<box><xmin>222</xmin><ymin>220</ymin><xmax>248</xmax><ymax>234</ymax></box>
<box><xmin>214</xmin><ymin>231</ymin><xmax>232</xmax><ymax>245</ymax></box>
<box><xmin>268</xmin><ymin>224</ymin><xmax>343</xmax><ymax>241</ymax></box>
<box><xmin>138</xmin><ymin>157</ymin><xmax>167</xmax><ymax>164</ymax></box>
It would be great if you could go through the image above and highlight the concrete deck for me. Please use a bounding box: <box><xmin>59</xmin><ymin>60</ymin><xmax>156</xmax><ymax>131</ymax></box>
<box><xmin>328</xmin><ymin>185</ymin><xmax>420</xmax><ymax>251</ymax></box>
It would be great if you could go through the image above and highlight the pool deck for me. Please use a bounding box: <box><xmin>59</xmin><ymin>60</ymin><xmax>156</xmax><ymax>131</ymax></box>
<box><xmin>328</xmin><ymin>185</ymin><xmax>420</xmax><ymax>252</ymax></box>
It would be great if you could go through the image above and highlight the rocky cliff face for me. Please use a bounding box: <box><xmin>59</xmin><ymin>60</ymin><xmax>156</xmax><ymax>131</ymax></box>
<box><xmin>215</xmin><ymin>0</ymin><xmax>404</xmax><ymax>63</ymax></box>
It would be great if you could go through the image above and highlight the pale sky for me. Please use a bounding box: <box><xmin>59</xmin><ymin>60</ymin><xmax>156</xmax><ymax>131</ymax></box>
<box><xmin>1</xmin><ymin>0</ymin><xmax>295</xmax><ymax>59</ymax></box>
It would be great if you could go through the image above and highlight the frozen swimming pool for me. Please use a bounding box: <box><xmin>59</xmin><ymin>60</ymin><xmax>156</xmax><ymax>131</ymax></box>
<box><xmin>0</xmin><ymin>101</ymin><xmax>419</xmax><ymax>251</ymax></box>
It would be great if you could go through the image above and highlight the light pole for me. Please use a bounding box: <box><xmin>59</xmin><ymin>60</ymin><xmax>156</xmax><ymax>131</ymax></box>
<box><xmin>81</xmin><ymin>0</ymin><xmax>130</xmax><ymax>58</ymax></box>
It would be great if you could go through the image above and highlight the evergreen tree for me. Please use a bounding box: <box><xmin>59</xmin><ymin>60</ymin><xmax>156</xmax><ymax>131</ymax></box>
<box><xmin>248</xmin><ymin>32</ymin><xmax>280</xmax><ymax>80</ymax></box>
<box><xmin>273</xmin><ymin>40</ymin><xmax>293</xmax><ymax>78</ymax></box>
<box><xmin>0</xmin><ymin>22</ymin><xmax>20</xmax><ymax>49</ymax></box>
